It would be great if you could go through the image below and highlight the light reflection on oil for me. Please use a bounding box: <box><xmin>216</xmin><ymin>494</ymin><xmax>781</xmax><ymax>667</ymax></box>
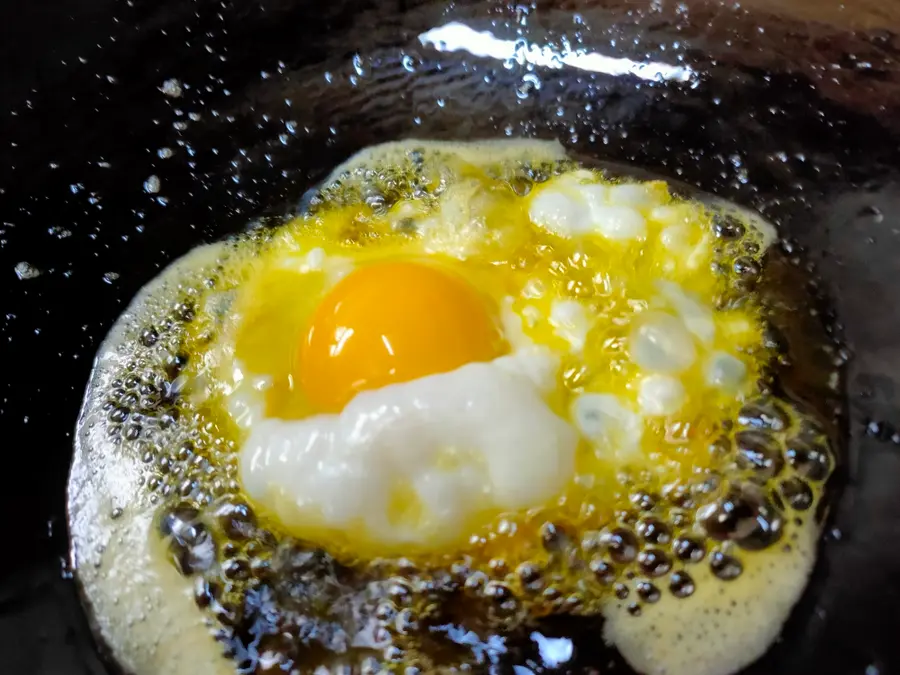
<box><xmin>419</xmin><ymin>21</ymin><xmax>697</xmax><ymax>84</ymax></box>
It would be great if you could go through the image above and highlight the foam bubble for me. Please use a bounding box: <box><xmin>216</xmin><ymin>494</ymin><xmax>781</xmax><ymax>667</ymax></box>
<box><xmin>629</xmin><ymin>311</ymin><xmax>697</xmax><ymax>373</ymax></box>
<box><xmin>638</xmin><ymin>374</ymin><xmax>686</xmax><ymax>416</ymax></box>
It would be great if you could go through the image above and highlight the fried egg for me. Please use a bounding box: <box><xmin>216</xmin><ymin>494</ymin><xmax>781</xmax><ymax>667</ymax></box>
<box><xmin>68</xmin><ymin>139</ymin><xmax>841</xmax><ymax>675</ymax></box>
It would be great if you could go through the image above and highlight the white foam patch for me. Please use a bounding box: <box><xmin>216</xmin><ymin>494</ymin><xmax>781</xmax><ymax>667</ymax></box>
<box><xmin>278</xmin><ymin>247</ymin><xmax>354</xmax><ymax>283</ymax></box>
<box><xmin>685</xmin><ymin>231</ymin><xmax>713</xmax><ymax>271</ymax></box>
<box><xmin>629</xmin><ymin>311</ymin><xmax>697</xmax><ymax>373</ymax></box>
<box><xmin>500</xmin><ymin>298</ymin><xmax>534</xmax><ymax>351</ymax></box>
<box><xmin>224</xmin><ymin>363</ymin><xmax>271</xmax><ymax>430</ymax></box>
<box><xmin>705</xmin><ymin>352</ymin><xmax>748</xmax><ymax>392</ymax></box>
<box><xmin>528</xmin><ymin>188</ymin><xmax>593</xmax><ymax>236</ymax></box>
<box><xmin>571</xmin><ymin>393</ymin><xmax>644</xmax><ymax>459</ymax></box>
<box><xmin>528</xmin><ymin>172</ymin><xmax>648</xmax><ymax>241</ymax></box>
<box><xmin>638</xmin><ymin>374</ymin><xmax>686</xmax><ymax>416</ymax></box>
<box><xmin>590</xmin><ymin>205</ymin><xmax>647</xmax><ymax>240</ymax></box>
<box><xmin>656</xmin><ymin>280</ymin><xmax>716</xmax><ymax>345</ymax></box>
<box><xmin>659</xmin><ymin>223</ymin><xmax>693</xmax><ymax>251</ymax></box>
<box><xmin>608</xmin><ymin>183</ymin><xmax>659</xmax><ymax>208</ymax></box>
<box><xmin>651</xmin><ymin>205</ymin><xmax>690</xmax><ymax>228</ymax></box>
<box><xmin>550</xmin><ymin>299</ymin><xmax>592</xmax><ymax>351</ymax></box>
<box><xmin>239</xmin><ymin>347</ymin><xmax>577</xmax><ymax>548</ymax></box>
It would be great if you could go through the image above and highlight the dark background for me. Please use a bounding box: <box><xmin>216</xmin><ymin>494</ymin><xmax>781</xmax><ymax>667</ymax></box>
<box><xmin>2</xmin><ymin>0</ymin><xmax>900</xmax><ymax>673</ymax></box>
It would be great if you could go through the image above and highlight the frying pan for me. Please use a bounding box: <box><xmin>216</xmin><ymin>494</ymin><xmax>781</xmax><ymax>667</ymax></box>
<box><xmin>1</xmin><ymin>0</ymin><xmax>899</xmax><ymax>673</ymax></box>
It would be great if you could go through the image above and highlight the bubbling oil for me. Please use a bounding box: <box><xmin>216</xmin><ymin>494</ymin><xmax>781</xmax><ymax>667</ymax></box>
<box><xmin>82</xmin><ymin>140</ymin><xmax>844</xmax><ymax>675</ymax></box>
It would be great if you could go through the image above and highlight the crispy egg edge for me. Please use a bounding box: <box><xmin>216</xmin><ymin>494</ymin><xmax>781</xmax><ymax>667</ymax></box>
<box><xmin>68</xmin><ymin>242</ymin><xmax>235</xmax><ymax>675</ymax></box>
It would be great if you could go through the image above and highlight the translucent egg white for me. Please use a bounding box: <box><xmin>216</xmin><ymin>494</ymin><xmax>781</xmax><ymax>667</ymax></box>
<box><xmin>638</xmin><ymin>374</ymin><xmax>687</xmax><ymax>416</ymax></box>
<box><xmin>571</xmin><ymin>393</ymin><xmax>644</xmax><ymax>459</ymax></box>
<box><xmin>629</xmin><ymin>311</ymin><xmax>697</xmax><ymax>373</ymax></box>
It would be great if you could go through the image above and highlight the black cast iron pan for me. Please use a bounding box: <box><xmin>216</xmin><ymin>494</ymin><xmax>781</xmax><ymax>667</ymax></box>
<box><xmin>1</xmin><ymin>0</ymin><xmax>899</xmax><ymax>673</ymax></box>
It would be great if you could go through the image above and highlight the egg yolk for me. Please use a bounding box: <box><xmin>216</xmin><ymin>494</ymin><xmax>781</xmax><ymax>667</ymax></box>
<box><xmin>299</xmin><ymin>261</ymin><xmax>506</xmax><ymax>412</ymax></box>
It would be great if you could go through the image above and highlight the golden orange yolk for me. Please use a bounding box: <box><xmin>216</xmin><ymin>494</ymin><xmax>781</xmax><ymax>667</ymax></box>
<box><xmin>299</xmin><ymin>261</ymin><xmax>506</xmax><ymax>413</ymax></box>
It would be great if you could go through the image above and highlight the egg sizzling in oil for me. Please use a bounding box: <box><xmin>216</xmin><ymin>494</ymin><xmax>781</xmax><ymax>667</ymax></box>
<box><xmin>175</xmin><ymin>143</ymin><xmax>777</xmax><ymax>569</ymax></box>
<box><xmin>69</xmin><ymin>139</ymin><xmax>841</xmax><ymax>675</ymax></box>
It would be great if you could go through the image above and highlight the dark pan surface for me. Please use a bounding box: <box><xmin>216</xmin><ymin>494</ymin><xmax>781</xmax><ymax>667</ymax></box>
<box><xmin>2</xmin><ymin>0</ymin><xmax>900</xmax><ymax>673</ymax></box>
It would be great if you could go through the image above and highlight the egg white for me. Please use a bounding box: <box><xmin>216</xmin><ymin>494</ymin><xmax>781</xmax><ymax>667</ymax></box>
<box><xmin>239</xmin><ymin>345</ymin><xmax>577</xmax><ymax>549</ymax></box>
